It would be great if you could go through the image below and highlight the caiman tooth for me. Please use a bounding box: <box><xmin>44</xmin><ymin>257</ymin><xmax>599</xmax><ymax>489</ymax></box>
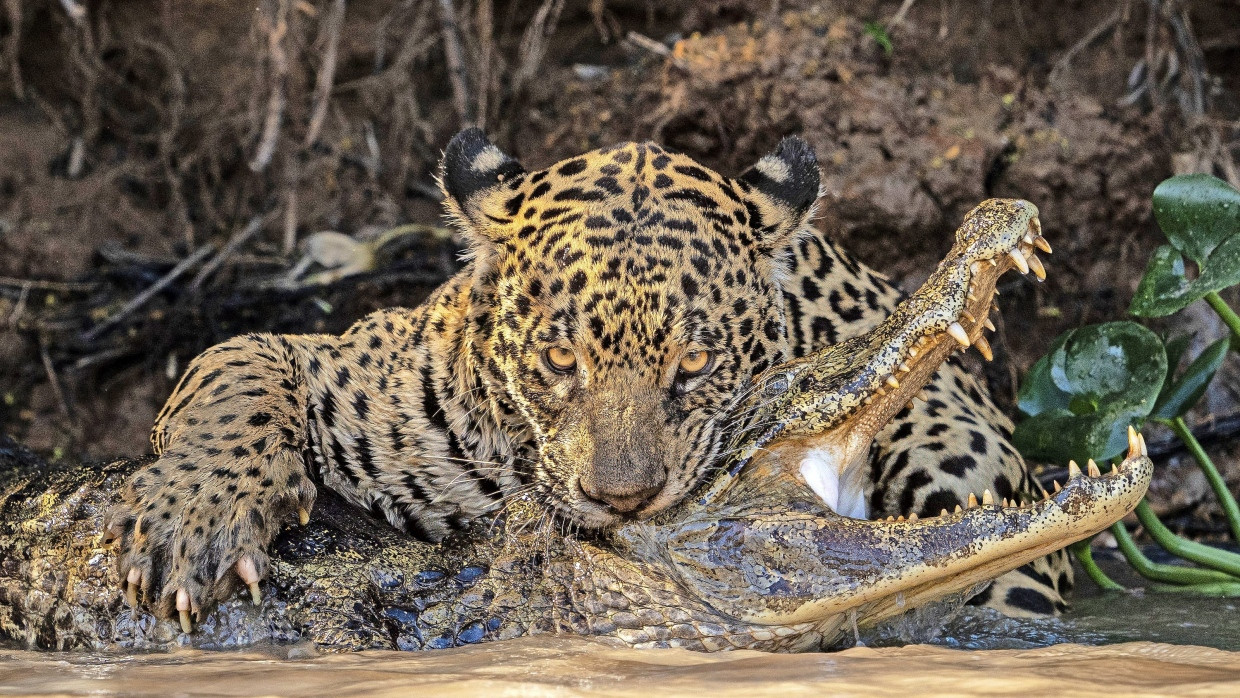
<box><xmin>863</xmin><ymin>396</ymin><xmax>873</xmax><ymax>405</ymax></box>
<box><xmin>984</xmin><ymin>317</ymin><xmax>997</xmax><ymax>332</ymax></box>
<box><xmin>898</xmin><ymin>361</ymin><xmax>912</xmax><ymax>373</ymax></box>
<box><xmin>908</xmin><ymin>346</ymin><xmax>920</xmax><ymax>358</ymax></box>
<box><xmin>1111</xmin><ymin>463</ymin><xmax>1119</xmax><ymax>476</ymax></box>
<box><xmin>967</xmin><ymin>492</ymin><xmax>979</xmax><ymax>508</ymax></box>
<box><xmin>961</xmin><ymin>310</ymin><xmax>977</xmax><ymax>324</ymax></box>
<box><xmin>992</xmin><ymin>301</ymin><xmax>1000</xmax><ymax>313</ymax></box>
<box><xmin>954</xmin><ymin>504</ymin><xmax>963</xmax><ymax>513</ymax></box>
<box><xmin>1127</xmin><ymin>425</ymin><xmax>1140</xmax><ymax>458</ymax></box>
<box><xmin>974</xmin><ymin>334</ymin><xmax>994</xmax><ymax>361</ymax></box>
<box><xmin>1139</xmin><ymin>433</ymin><xmax>1148</xmax><ymax>456</ymax></box>
<box><xmin>886</xmin><ymin>516</ymin><xmax>896</xmax><ymax>522</ymax></box>
<box><xmin>1053</xmin><ymin>480</ymin><xmax>1063</xmax><ymax>493</ymax></box>
<box><xmin>886</xmin><ymin>375</ymin><xmax>901</xmax><ymax>389</ymax></box>
<box><xmin>948</xmin><ymin>322</ymin><xmax>971</xmax><ymax>347</ymax></box>
<box><xmin>1002</xmin><ymin>497</ymin><xmax>1009</xmax><ymax>507</ymax></box>
<box><xmin>1087</xmin><ymin>459</ymin><xmax>1101</xmax><ymax>478</ymax></box>
<box><xmin>897</xmin><ymin>515</ymin><xmax>906</xmax><ymax>522</ymax></box>
<box><xmin>940</xmin><ymin>508</ymin><xmax>950</xmax><ymax>517</ymax></box>
<box><xmin>981</xmin><ymin>489</ymin><xmax>994</xmax><ymax>506</ymax></box>
<box><xmin>989</xmin><ymin>258</ymin><xmax>999</xmax><ymax>267</ymax></box>
<box><xmin>967</xmin><ymin>290</ymin><xmax>978</xmax><ymax>302</ymax></box>
<box><xmin>916</xmin><ymin>389</ymin><xmax>930</xmax><ymax>401</ymax></box>
<box><xmin>1008</xmin><ymin>249</ymin><xmax>1030</xmax><ymax>274</ymax></box>
<box><xmin>1028</xmin><ymin>254</ymin><xmax>1046</xmax><ymax>281</ymax></box>
<box><xmin>1068</xmin><ymin>460</ymin><xmax>1082</xmax><ymax>478</ymax></box>
<box><xmin>1034</xmin><ymin>235</ymin><xmax>1052</xmax><ymax>253</ymax></box>
<box><xmin>876</xmin><ymin>386</ymin><xmax>887</xmax><ymax>396</ymax></box>
<box><xmin>908</xmin><ymin>513</ymin><xmax>919</xmax><ymax>522</ymax></box>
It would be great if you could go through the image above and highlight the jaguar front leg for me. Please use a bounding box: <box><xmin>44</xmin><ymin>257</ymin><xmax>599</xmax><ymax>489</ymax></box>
<box><xmin>105</xmin><ymin>333</ymin><xmax>318</xmax><ymax>631</ymax></box>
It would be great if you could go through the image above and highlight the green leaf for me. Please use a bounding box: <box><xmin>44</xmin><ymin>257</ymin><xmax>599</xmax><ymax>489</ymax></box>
<box><xmin>1153</xmin><ymin>337</ymin><xmax>1229</xmax><ymax>420</ymax></box>
<box><xmin>863</xmin><ymin>22</ymin><xmax>893</xmax><ymax>55</ymax></box>
<box><xmin>1163</xmin><ymin>334</ymin><xmax>1193</xmax><ymax>377</ymax></box>
<box><xmin>1014</xmin><ymin>322</ymin><xmax>1167</xmax><ymax>462</ymax></box>
<box><xmin>1130</xmin><ymin>175</ymin><xmax>1240</xmax><ymax>317</ymax></box>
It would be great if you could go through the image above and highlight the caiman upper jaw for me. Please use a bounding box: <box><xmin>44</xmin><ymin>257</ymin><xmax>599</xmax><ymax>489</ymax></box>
<box><xmin>724</xmin><ymin>199</ymin><xmax>1050</xmax><ymax>512</ymax></box>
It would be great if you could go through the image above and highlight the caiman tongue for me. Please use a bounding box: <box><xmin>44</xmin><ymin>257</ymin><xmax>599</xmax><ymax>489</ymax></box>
<box><xmin>720</xmin><ymin>198</ymin><xmax>1052</xmax><ymax>518</ymax></box>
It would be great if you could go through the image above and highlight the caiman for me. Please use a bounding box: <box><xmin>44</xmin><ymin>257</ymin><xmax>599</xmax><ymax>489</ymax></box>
<box><xmin>0</xmin><ymin>200</ymin><xmax>1152</xmax><ymax>652</ymax></box>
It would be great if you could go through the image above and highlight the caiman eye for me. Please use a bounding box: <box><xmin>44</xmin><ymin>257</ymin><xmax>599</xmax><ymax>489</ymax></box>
<box><xmin>678</xmin><ymin>349</ymin><xmax>713</xmax><ymax>376</ymax></box>
<box><xmin>544</xmin><ymin>346</ymin><xmax>577</xmax><ymax>373</ymax></box>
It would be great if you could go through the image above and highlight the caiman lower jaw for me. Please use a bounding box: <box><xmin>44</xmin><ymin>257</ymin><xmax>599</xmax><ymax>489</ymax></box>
<box><xmin>734</xmin><ymin>428</ymin><xmax>1153</xmax><ymax>629</ymax></box>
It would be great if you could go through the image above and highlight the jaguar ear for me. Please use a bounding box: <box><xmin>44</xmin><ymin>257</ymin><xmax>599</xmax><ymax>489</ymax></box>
<box><xmin>440</xmin><ymin>128</ymin><xmax>527</xmax><ymax>240</ymax></box>
<box><xmin>736</xmin><ymin>136</ymin><xmax>821</xmax><ymax>253</ymax></box>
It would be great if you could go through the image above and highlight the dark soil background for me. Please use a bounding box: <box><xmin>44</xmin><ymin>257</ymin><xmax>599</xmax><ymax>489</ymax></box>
<box><xmin>1</xmin><ymin>0</ymin><xmax>1239</xmax><ymax>536</ymax></box>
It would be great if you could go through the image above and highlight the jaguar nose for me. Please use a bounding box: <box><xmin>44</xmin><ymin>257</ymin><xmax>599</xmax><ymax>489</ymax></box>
<box><xmin>581</xmin><ymin>481</ymin><xmax>663</xmax><ymax>515</ymax></box>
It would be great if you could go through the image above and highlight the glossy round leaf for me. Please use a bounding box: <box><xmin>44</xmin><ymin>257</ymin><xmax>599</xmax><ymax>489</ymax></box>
<box><xmin>1015</xmin><ymin>322</ymin><xmax>1167</xmax><ymax>462</ymax></box>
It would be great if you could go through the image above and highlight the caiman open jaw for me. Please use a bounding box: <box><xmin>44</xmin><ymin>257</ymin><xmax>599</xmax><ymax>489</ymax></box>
<box><xmin>725</xmin><ymin>198</ymin><xmax>1050</xmax><ymax>516</ymax></box>
<box><xmin>618</xmin><ymin>198</ymin><xmax>1152</xmax><ymax>643</ymax></box>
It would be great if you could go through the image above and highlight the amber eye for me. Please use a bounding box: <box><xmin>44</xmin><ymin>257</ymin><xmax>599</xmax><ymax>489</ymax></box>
<box><xmin>678</xmin><ymin>349</ymin><xmax>713</xmax><ymax>376</ymax></box>
<box><xmin>544</xmin><ymin>346</ymin><xmax>577</xmax><ymax>373</ymax></box>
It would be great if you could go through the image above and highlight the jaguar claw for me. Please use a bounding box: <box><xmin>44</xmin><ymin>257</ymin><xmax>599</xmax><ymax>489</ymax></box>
<box><xmin>299</xmin><ymin>507</ymin><xmax>311</xmax><ymax>525</ymax></box>
<box><xmin>236</xmin><ymin>556</ymin><xmax>262</xmax><ymax>605</ymax></box>
<box><xmin>176</xmin><ymin>589</ymin><xmax>193</xmax><ymax>634</ymax></box>
<box><xmin>124</xmin><ymin>568</ymin><xmax>140</xmax><ymax>607</ymax></box>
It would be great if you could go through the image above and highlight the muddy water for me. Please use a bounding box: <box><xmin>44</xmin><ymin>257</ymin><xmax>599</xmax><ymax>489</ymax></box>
<box><xmin>2</xmin><ymin>639</ymin><xmax>1240</xmax><ymax>697</ymax></box>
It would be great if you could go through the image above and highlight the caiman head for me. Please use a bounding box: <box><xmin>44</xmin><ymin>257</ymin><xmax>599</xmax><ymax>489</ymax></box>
<box><xmin>616</xmin><ymin>199</ymin><xmax>1153</xmax><ymax>641</ymax></box>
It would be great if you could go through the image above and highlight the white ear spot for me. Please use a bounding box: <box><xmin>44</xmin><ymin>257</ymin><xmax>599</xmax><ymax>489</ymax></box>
<box><xmin>755</xmin><ymin>156</ymin><xmax>792</xmax><ymax>184</ymax></box>
<box><xmin>472</xmin><ymin>145</ymin><xmax>508</xmax><ymax>174</ymax></box>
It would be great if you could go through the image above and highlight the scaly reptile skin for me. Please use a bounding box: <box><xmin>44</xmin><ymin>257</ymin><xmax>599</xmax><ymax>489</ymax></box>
<box><xmin>0</xmin><ymin>201</ymin><xmax>1152</xmax><ymax>651</ymax></box>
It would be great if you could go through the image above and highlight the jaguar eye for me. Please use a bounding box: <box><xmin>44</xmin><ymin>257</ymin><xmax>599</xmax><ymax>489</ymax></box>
<box><xmin>544</xmin><ymin>346</ymin><xmax>577</xmax><ymax>373</ymax></box>
<box><xmin>678</xmin><ymin>349</ymin><xmax>713</xmax><ymax>376</ymax></box>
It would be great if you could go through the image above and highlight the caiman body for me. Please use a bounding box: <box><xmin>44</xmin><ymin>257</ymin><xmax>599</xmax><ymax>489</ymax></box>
<box><xmin>0</xmin><ymin>200</ymin><xmax>1153</xmax><ymax>652</ymax></box>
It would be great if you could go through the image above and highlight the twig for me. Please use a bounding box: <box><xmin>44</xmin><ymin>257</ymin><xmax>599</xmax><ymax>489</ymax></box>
<box><xmin>0</xmin><ymin>276</ymin><xmax>101</xmax><ymax>292</ymax></box>
<box><xmin>1048</xmin><ymin>8</ymin><xmax>1123</xmax><ymax>85</ymax></box>
<box><xmin>56</xmin><ymin>0</ymin><xmax>86</xmax><ymax>23</ymax></box>
<box><xmin>5</xmin><ymin>282</ymin><xmax>30</xmax><ymax>328</ymax></box>
<box><xmin>81</xmin><ymin>243</ymin><xmax>214</xmax><ymax>343</ymax></box>
<box><xmin>249</xmin><ymin>0</ymin><xmax>290</xmax><ymax>172</ymax></box>
<box><xmin>4</xmin><ymin>0</ymin><xmax>25</xmax><ymax>99</ymax></box>
<box><xmin>888</xmin><ymin>0</ymin><xmax>918</xmax><ymax>27</ymax></box>
<box><xmin>40</xmin><ymin>341</ymin><xmax>74</xmax><ymax>421</ymax></box>
<box><xmin>189</xmin><ymin>216</ymin><xmax>266</xmax><ymax>291</ymax></box>
<box><xmin>304</xmin><ymin>0</ymin><xmax>346</xmax><ymax>147</ymax></box>
<box><xmin>433</xmin><ymin>0</ymin><xmax>476</xmax><ymax>127</ymax></box>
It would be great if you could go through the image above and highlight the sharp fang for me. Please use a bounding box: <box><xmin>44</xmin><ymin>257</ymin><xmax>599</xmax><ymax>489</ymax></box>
<box><xmin>908</xmin><ymin>347</ymin><xmax>919</xmax><ymax>358</ymax></box>
<box><xmin>940</xmin><ymin>509</ymin><xmax>950</xmax><ymax>517</ymax></box>
<box><xmin>917</xmin><ymin>389</ymin><xmax>930</xmax><ymax>401</ymax></box>
<box><xmin>993</xmin><ymin>288</ymin><xmax>1000</xmax><ymax>296</ymax></box>
<box><xmin>1028</xmin><ymin>254</ymin><xmax>1046</xmax><ymax>281</ymax></box>
<box><xmin>967</xmin><ymin>493</ymin><xmax>978</xmax><ymax>508</ymax></box>
<box><xmin>1068</xmin><ymin>460</ymin><xmax>1082</xmax><ymax>478</ymax></box>
<box><xmin>1053</xmin><ymin>480</ymin><xmax>1063</xmax><ymax>493</ymax></box>
<box><xmin>908</xmin><ymin>513</ymin><xmax>919</xmax><ymax>521</ymax></box>
<box><xmin>962</xmin><ymin>310</ymin><xmax>976</xmax><ymax>323</ymax></box>
<box><xmin>967</xmin><ymin>291</ymin><xmax>978</xmax><ymax>302</ymax></box>
<box><xmin>974</xmin><ymin>334</ymin><xmax>994</xmax><ymax>361</ymax></box>
<box><xmin>898</xmin><ymin>361</ymin><xmax>912</xmax><ymax>373</ymax></box>
<box><xmin>992</xmin><ymin>301</ymin><xmax>1000</xmax><ymax>313</ymax></box>
<box><xmin>1087</xmin><ymin>459</ymin><xmax>1101</xmax><ymax>477</ymax></box>
<box><xmin>1034</xmin><ymin>235</ymin><xmax>1052</xmax><ymax>253</ymax></box>
<box><xmin>954</xmin><ymin>504</ymin><xmax>963</xmax><ymax>513</ymax></box>
<box><xmin>1008</xmin><ymin>249</ymin><xmax>1029</xmax><ymax>274</ymax></box>
<box><xmin>1024</xmin><ymin>233</ymin><xmax>1034</xmax><ymax>245</ymax></box>
<box><xmin>1139</xmin><ymin>433</ymin><xmax>1148</xmax><ymax>456</ymax></box>
<box><xmin>886</xmin><ymin>375</ymin><xmax>901</xmax><ymax>389</ymax></box>
<box><xmin>984</xmin><ymin>318</ymin><xmax>996</xmax><ymax>332</ymax></box>
<box><xmin>1111</xmin><ymin>463</ymin><xmax>1119</xmax><ymax>476</ymax></box>
<box><xmin>981</xmin><ymin>489</ymin><xmax>993</xmax><ymax>506</ymax></box>
<box><xmin>1127</xmin><ymin>426</ymin><xmax>1140</xmax><ymax>457</ymax></box>
<box><xmin>876</xmin><ymin>386</ymin><xmax>887</xmax><ymax>396</ymax></box>
<box><xmin>948</xmin><ymin>322</ymin><xmax>970</xmax><ymax>347</ymax></box>
<box><xmin>989</xmin><ymin>258</ymin><xmax>998</xmax><ymax>267</ymax></box>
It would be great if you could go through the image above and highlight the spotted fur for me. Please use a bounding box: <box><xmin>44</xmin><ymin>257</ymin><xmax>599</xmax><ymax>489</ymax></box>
<box><xmin>108</xmin><ymin>129</ymin><xmax>1069</xmax><ymax>619</ymax></box>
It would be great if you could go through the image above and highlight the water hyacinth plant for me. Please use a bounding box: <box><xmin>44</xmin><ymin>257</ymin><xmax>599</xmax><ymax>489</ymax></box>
<box><xmin>1014</xmin><ymin>173</ymin><xmax>1240</xmax><ymax>596</ymax></box>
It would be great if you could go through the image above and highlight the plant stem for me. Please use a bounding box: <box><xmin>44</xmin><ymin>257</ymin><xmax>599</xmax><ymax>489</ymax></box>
<box><xmin>1133</xmin><ymin>500</ymin><xmax>1240</xmax><ymax>577</ymax></box>
<box><xmin>1150</xmin><ymin>582</ymin><xmax>1240</xmax><ymax>597</ymax></box>
<box><xmin>1071</xmin><ymin>538</ymin><xmax>1125</xmax><ymax>591</ymax></box>
<box><xmin>1110</xmin><ymin>520</ymin><xmax>1239</xmax><ymax>585</ymax></box>
<box><xmin>1204</xmin><ymin>291</ymin><xmax>1240</xmax><ymax>346</ymax></box>
<box><xmin>1169</xmin><ymin>416</ymin><xmax>1240</xmax><ymax>543</ymax></box>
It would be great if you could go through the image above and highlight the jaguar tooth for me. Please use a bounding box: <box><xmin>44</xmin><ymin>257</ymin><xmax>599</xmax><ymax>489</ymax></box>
<box><xmin>1034</xmin><ymin>235</ymin><xmax>1052</xmax><ymax>253</ymax></box>
<box><xmin>984</xmin><ymin>318</ymin><xmax>996</xmax><ymax>332</ymax></box>
<box><xmin>1028</xmin><ymin>254</ymin><xmax>1046</xmax><ymax>281</ymax></box>
<box><xmin>967</xmin><ymin>492</ymin><xmax>978</xmax><ymax>508</ymax></box>
<box><xmin>886</xmin><ymin>375</ymin><xmax>901</xmax><ymax>389</ymax></box>
<box><xmin>947</xmin><ymin>322</ymin><xmax>971</xmax><ymax>347</ymax></box>
<box><xmin>1068</xmin><ymin>460</ymin><xmax>1082</xmax><ymax>478</ymax></box>
<box><xmin>1087</xmin><ymin>459</ymin><xmax>1101</xmax><ymax>478</ymax></box>
<box><xmin>1008</xmin><ymin>249</ymin><xmax>1029</xmax><ymax>274</ymax></box>
<box><xmin>981</xmin><ymin>489</ymin><xmax>993</xmax><ymax>506</ymax></box>
<box><xmin>974</xmin><ymin>334</ymin><xmax>994</xmax><ymax>361</ymax></box>
<box><xmin>898</xmin><ymin>361</ymin><xmax>912</xmax><ymax>373</ymax></box>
